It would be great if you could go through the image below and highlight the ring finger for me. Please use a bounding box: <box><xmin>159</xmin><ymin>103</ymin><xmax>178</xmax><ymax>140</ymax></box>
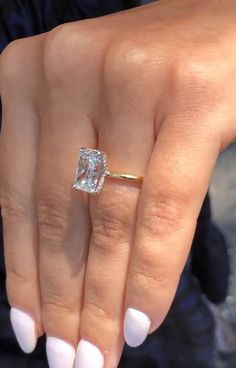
<box><xmin>37</xmin><ymin>79</ymin><xmax>96</xmax><ymax>367</ymax></box>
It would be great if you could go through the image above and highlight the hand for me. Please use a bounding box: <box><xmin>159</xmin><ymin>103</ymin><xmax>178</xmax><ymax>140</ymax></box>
<box><xmin>0</xmin><ymin>1</ymin><xmax>236</xmax><ymax>367</ymax></box>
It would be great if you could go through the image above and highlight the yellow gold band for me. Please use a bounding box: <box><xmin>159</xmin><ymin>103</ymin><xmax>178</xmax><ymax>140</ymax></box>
<box><xmin>105</xmin><ymin>171</ymin><xmax>143</xmax><ymax>182</ymax></box>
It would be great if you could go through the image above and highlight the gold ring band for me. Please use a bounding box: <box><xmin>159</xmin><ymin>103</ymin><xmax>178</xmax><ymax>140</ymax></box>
<box><xmin>73</xmin><ymin>147</ymin><xmax>143</xmax><ymax>194</ymax></box>
<box><xmin>105</xmin><ymin>171</ymin><xmax>143</xmax><ymax>182</ymax></box>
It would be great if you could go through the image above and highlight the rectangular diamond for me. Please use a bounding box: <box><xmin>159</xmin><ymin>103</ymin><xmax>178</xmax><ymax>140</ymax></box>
<box><xmin>73</xmin><ymin>148</ymin><xmax>107</xmax><ymax>194</ymax></box>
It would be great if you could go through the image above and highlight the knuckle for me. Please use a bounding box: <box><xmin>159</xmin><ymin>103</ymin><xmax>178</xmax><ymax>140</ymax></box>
<box><xmin>0</xmin><ymin>39</ymin><xmax>29</xmax><ymax>86</ymax></box>
<box><xmin>37</xmin><ymin>195</ymin><xmax>68</xmax><ymax>250</ymax></box>
<box><xmin>43</xmin><ymin>23</ymin><xmax>99</xmax><ymax>84</ymax></box>
<box><xmin>92</xmin><ymin>203</ymin><xmax>130</xmax><ymax>255</ymax></box>
<box><xmin>7</xmin><ymin>267</ymin><xmax>32</xmax><ymax>286</ymax></box>
<box><xmin>130</xmin><ymin>268</ymin><xmax>173</xmax><ymax>291</ymax></box>
<box><xmin>132</xmin><ymin>245</ymin><xmax>163</xmax><ymax>272</ymax></box>
<box><xmin>43</xmin><ymin>24</ymin><xmax>73</xmax><ymax>80</ymax></box>
<box><xmin>173</xmin><ymin>57</ymin><xmax>221</xmax><ymax>101</ymax></box>
<box><xmin>140</xmin><ymin>189</ymin><xmax>184</xmax><ymax>239</ymax></box>
<box><xmin>104</xmin><ymin>40</ymin><xmax>153</xmax><ymax>82</ymax></box>
<box><xmin>0</xmin><ymin>189</ymin><xmax>31</xmax><ymax>225</ymax></box>
<box><xmin>43</xmin><ymin>291</ymin><xmax>77</xmax><ymax>315</ymax></box>
<box><xmin>83</xmin><ymin>299</ymin><xmax>116</xmax><ymax>323</ymax></box>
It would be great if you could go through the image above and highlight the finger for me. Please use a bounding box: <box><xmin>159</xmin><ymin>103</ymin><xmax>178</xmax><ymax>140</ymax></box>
<box><xmin>37</xmin><ymin>51</ymin><xmax>97</xmax><ymax>368</ymax></box>
<box><xmin>77</xmin><ymin>52</ymin><xmax>156</xmax><ymax>368</ymax></box>
<box><xmin>124</xmin><ymin>112</ymin><xmax>221</xmax><ymax>347</ymax></box>
<box><xmin>37</xmin><ymin>110</ymin><xmax>94</xmax><ymax>367</ymax></box>
<box><xmin>0</xmin><ymin>35</ymin><xmax>45</xmax><ymax>353</ymax></box>
<box><xmin>30</xmin><ymin>23</ymin><xmax>113</xmax><ymax>368</ymax></box>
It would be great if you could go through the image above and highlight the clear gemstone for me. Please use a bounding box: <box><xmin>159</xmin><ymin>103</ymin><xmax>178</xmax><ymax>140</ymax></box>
<box><xmin>73</xmin><ymin>148</ymin><xmax>107</xmax><ymax>194</ymax></box>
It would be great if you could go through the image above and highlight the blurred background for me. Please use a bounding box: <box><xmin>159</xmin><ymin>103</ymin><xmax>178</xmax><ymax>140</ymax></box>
<box><xmin>210</xmin><ymin>144</ymin><xmax>236</xmax><ymax>368</ymax></box>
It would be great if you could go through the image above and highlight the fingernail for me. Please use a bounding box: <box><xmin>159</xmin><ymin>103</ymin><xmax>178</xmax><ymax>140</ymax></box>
<box><xmin>75</xmin><ymin>340</ymin><xmax>104</xmax><ymax>368</ymax></box>
<box><xmin>124</xmin><ymin>307</ymin><xmax>151</xmax><ymax>347</ymax></box>
<box><xmin>10</xmin><ymin>307</ymin><xmax>37</xmax><ymax>353</ymax></box>
<box><xmin>46</xmin><ymin>337</ymin><xmax>75</xmax><ymax>368</ymax></box>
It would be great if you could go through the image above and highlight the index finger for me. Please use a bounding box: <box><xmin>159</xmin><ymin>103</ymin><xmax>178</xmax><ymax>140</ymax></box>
<box><xmin>123</xmin><ymin>112</ymin><xmax>221</xmax><ymax>347</ymax></box>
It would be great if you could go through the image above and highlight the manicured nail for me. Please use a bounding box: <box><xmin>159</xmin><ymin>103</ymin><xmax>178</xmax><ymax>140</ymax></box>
<box><xmin>46</xmin><ymin>337</ymin><xmax>75</xmax><ymax>368</ymax></box>
<box><xmin>124</xmin><ymin>307</ymin><xmax>151</xmax><ymax>347</ymax></box>
<box><xmin>10</xmin><ymin>307</ymin><xmax>37</xmax><ymax>353</ymax></box>
<box><xmin>75</xmin><ymin>340</ymin><xmax>104</xmax><ymax>368</ymax></box>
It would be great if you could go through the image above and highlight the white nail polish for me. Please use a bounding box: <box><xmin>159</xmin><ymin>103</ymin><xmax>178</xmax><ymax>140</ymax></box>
<box><xmin>10</xmin><ymin>308</ymin><xmax>37</xmax><ymax>353</ymax></box>
<box><xmin>124</xmin><ymin>308</ymin><xmax>151</xmax><ymax>347</ymax></box>
<box><xmin>46</xmin><ymin>337</ymin><xmax>75</xmax><ymax>368</ymax></box>
<box><xmin>75</xmin><ymin>340</ymin><xmax>104</xmax><ymax>368</ymax></box>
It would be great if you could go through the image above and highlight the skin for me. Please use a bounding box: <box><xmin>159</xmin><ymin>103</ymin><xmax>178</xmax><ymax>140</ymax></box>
<box><xmin>0</xmin><ymin>0</ymin><xmax>236</xmax><ymax>366</ymax></box>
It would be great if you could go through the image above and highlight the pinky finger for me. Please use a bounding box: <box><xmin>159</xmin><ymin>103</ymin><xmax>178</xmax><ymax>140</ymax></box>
<box><xmin>123</xmin><ymin>113</ymin><xmax>221</xmax><ymax>347</ymax></box>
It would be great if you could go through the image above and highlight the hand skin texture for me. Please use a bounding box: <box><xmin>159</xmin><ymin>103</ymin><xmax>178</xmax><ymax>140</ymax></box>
<box><xmin>0</xmin><ymin>0</ymin><xmax>236</xmax><ymax>367</ymax></box>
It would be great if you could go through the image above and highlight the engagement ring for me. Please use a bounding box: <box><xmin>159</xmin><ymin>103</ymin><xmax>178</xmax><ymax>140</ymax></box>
<box><xmin>73</xmin><ymin>147</ymin><xmax>143</xmax><ymax>194</ymax></box>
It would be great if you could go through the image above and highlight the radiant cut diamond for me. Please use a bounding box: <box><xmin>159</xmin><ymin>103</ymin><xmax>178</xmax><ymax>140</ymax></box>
<box><xmin>73</xmin><ymin>148</ymin><xmax>108</xmax><ymax>194</ymax></box>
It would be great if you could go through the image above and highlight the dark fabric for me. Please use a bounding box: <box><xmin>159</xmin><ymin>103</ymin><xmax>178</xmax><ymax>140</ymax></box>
<box><xmin>0</xmin><ymin>1</ymin><xmax>229</xmax><ymax>367</ymax></box>
<box><xmin>0</xmin><ymin>0</ymin><xmax>140</xmax><ymax>52</ymax></box>
<box><xmin>191</xmin><ymin>195</ymin><xmax>230</xmax><ymax>303</ymax></box>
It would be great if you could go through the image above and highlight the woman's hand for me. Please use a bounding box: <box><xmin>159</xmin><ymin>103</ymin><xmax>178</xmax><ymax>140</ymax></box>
<box><xmin>0</xmin><ymin>0</ymin><xmax>236</xmax><ymax>367</ymax></box>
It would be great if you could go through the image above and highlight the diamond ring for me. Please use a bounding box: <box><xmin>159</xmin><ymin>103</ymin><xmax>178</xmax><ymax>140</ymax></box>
<box><xmin>72</xmin><ymin>147</ymin><xmax>143</xmax><ymax>194</ymax></box>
